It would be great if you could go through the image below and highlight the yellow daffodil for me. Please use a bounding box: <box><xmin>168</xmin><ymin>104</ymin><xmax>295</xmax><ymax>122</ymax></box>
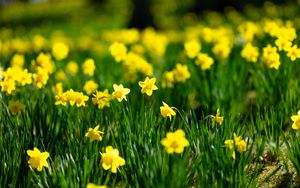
<box><xmin>27</xmin><ymin>147</ymin><xmax>50</xmax><ymax>171</ymax></box>
<box><xmin>82</xmin><ymin>58</ymin><xmax>96</xmax><ymax>76</ymax></box>
<box><xmin>109</xmin><ymin>42</ymin><xmax>127</xmax><ymax>62</ymax></box>
<box><xmin>86</xmin><ymin>183</ymin><xmax>106</xmax><ymax>188</ymax></box>
<box><xmin>66</xmin><ymin>61</ymin><xmax>79</xmax><ymax>76</ymax></box>
<box><xmin>224</xmin><ymin>133</ymin><xmax>247</xmax><ymax>160</ymax></box>
<box><xmin>184</xmin><ymin>39</ymin><xmax>201</xmax><ymax>59</ymax></box>
<box><xmin>195</xmin><ymin>53</ymin><xmax>214</xmax><ymax>70</ymax></box>
<box><xmin>211</xmin><ymin>108</ymin><xmax>224</xmax><ymax>128</ymax></box>
<box><xmin>52</xmin><ymin>42</ymin><xmax>69</xmax><ymax>60</ymax></box>
<box><xmin>173</xmin><ymin>64</ymin><xmax>191</xmax><ymax>83</ymax></box>
<box><xmin>85</xmin><ymin>125</ymin><xmax>104</xmax><ymax>142</ymax></box>
<box><xmin>160</xmin><ymin>102</ymin><xmax>176</xmax><ymax>120</ymax></box>
<box><xmin>92</xmin><ymin>89</ymin><xmax>111</xmax><ymax>109</ymax></box>
<box><xmin>291</xmin><ymin>110</ymin><xmax>300</xmax><ymax>130</ymax></box>
<box><xmin>112</xmin><ymin>84</ymin><xmax>130</xmax><ymax>102</ymax></box>
<box><xmin>241</xmin><ymin>43</ymin><xmax>259</xmax><ymax>63</ymax></box>
<box><xmin>161</xmin><ymin>129</ymin><xmax>189</xmax><ymax>154</ymax></box>
<box><xmin>101</xmin><ymin>146</ymin><xmax>125</xmax><ymax>173</ymax></box>
<box><xmin>138</xmin><ymin>77</ymin><xmax>158</xmax><ymax>96</ymax></box>
<box><xmin>32</xmin><ymin>67</ymin><xmax>49</xmax><ymax>89</ymax></box>
<box><xmin>83</xmin><ymin>80</ymin><xmax>99</xmax><ymax>95</ymax></box>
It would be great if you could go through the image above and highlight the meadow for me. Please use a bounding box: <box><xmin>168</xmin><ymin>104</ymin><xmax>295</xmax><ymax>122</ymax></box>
<box><xmin>0</xmin><ymin>0</ymin><xmax>300</xmax><ymax>187</ymax></box>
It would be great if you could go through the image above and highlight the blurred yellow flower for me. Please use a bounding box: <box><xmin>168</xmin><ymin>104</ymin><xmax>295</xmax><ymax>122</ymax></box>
<box><xmin>160</xmin><ymin>102</ymin><xmax>176</xmax><ymax>120</ymax></box>
<box><xmin>8</xmin><ymin>100</ymin><xmax>25</xmax><ymax>115</ymax></box>
<box><xmin>66</xmin><ymin>61</ymin><xmax>79</xmax><ymax>76</ymax></box>
<box><xmin>101</xmin><ymin>146</ymin><xmax>125</xmax><ymax>173</ymax></box>
<box><xmin>92</xmin><ymin>89</ymin><xmax>111</xmax><ymax>109</ymax></box>
<box><xmin>184</xmin><ymin>39</ymin><xmax>201</xmax><ymax>59</ymax></box>
<box><xmin>10</xmin><ymin>53</ymin><xmax>25</xmax><ymax>68</ymax></box>
<box><xmin>87</xmin><ymin>183</ymin><xmax>106</xmax><ymax>188</ymax></box>
<box><xmin>82</xmin><ymin>58</ymin><xmax>96</xmax><ymax>76</ymax></box>
<box><xmin>109</xmin><ymin>42</ymin><xmax>127</xmax><ymax>63</ymax></box>
<box><xmin>35</xmin><ymin>52</ymin><xmax>55</xmax><ymax>74</ymax></box>
<box><xmin>55</xmin><ymin>70</ymin><xmax>67</xmax><ymax>81</ymax></box>
<box><xmin>291</xmin><ymin>110</ymin><xmax>300</xmax><ymax>130</ymax></box>
<box><xmin>52</xmin><ymin>42</ymin><xmax>69</xmax><ymax>60</ymax></box>
<box><xmin>27</xmin><ymin>147</ymin><xmax>50</xmax><ymax>171</ymax></box>
<box><xmin>173</xmin><ymin>64</ymin><xmax>191</xmax><ymax>83</ymax></box>
<box><xmin>85</xmin><ymin>125</ymin><xmax>104</xmax><ymax>142</ymax></box>
<box><xmin>161</xmin><ymin>71</ymin><xmax>175</xmax><ymax>88</ymax></box>
<box><xmin>112</xmin><ymin>84</ymin><xmax>130</xmax><ymax>102</ymax></box>
<box><xmin>83</xmin><ymin>80</ymin><xmax>99</xmax><ymax>95</ymax></box>
<box><xmin>19</xmin><ymin>69</ymin><xmax>32</xmax><ymax>86</ymax></box>
<box><xmin>195</xmin><ymin>53</ymin><xmax>214</xmax><ymax>70</ymax></box>
<box><xmin>138</xmin><ymin>77</ymin><xmax>158</xmax><ymax>96</ymax></box>
<box><xmin>161</xmin><ymin>129</ymin><xmax>189</xmax><ymax>154</ymax></box>
<box><xmin>241</xmin><ymin>43</ymin><xmax>259</xmax><ymax>63</ymax></box>
<box><xmin>0</xmin><ymin>79</ymin><xmax>16</xmax><ymax>94</ymax></box>
<box><xmin>287</xmin><ymin>45</ymin><xmax>300</xmax><ymax>61</ymax></box>
<box><xmin>33</xmin><ymin>67</ymin><xmax>49</xmax><ymax>88</ymax></box>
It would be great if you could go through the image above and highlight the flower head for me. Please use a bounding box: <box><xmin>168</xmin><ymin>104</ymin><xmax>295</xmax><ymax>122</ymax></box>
<box><xmin>82</xmin><ymin>58</ymin><xmax>96</xmax><ymax>76</ymax></box>
<box><xmin>211</xmin><ymin>108</ymin><xmax>224</xmax><ymax>128</ymax></box>
<box><xmin>101</xmin><ymin>146</ymin><xmax>125</xmax><ymax>173</ymax></box>
<box><xmin>160</xmin><ymin>102</ymin><xmax>176</xmax><ymax>120</ymax></box>
<box><xmin>85</xmin><ymin>125</ymin><xmax>104</xmax><ymax>142</ymax></box>
<box><xmin>83</xmin><ymin>80</ymin><xmax>99</xmax><ymax>95</ymax></box>
<box><xmin>173</xmin><ymin>64</ymin><xmax>191</xmax><ymax>83</ymax></box>
<box><xmin>112</xmin><ymin>84</ymin><xmax>130</xmax><ymax>102</ymax></box>
<box><xmin>52</xmin><ymin>42</ymin><xmax>69</xmax><ymax>60</ymax></box>
<box><xmin>87</xmin><ymin>183</ymin><xmax>106</xmax><ymax>188</ymax></box>
<box><xmin>109</xmin><ymin>42</ymin><xmax>127</xmax><ymax>62</ymax></box>
<box><xmin>291</xmin><ymin>110</ymin><xmax>300</xmax><ymax>130</ymax></box>
<box><xmin>27</xmin><ymin>147</ymin><xmax>50</xmax><ymax>171</ymax></box>
<box><xmin>92</xmin><ymin>89</ymin><xmax>111</xmax><ymax>109</ymax></box>
<box><xmin>138</xmin><ymin>77</ymin><xmax>158</xmax><ymax>96</ymax></box>
<box><xmin>161</xmin><ymin>129</ymin><xmax>189</xmax><ymax>154</ymax></box>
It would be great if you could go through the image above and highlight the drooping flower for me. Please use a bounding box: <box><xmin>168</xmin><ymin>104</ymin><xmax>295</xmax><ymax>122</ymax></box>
<box><xmin>160</xmin><ymin>102</ymin><xmax>176</xmax><ymax>120</ymax></box>
<box><xmin>161</xmin><ymin>129</ymin><xmax>189</xmax><ymax>154</ymax></box>
<box><xmin>138</xmin><ymin>77</ymin><xmax>158</xmax><ymax>96</ymax></box>
<box><xmin>101</xmin><ymin>146</ymin><xmax>125</xmax><ymax>173</ymax></box>
<box><xmin>112</xmin><ymin>84</ymin><xmax>130</xmax><ymax>102</ymax></box>
<box><xmin>210</xmin><ymin>108</ymin><xmax>224</xmax><ymax>128</ymax></box>
<box><xmin>27</xmin><ymin>147</ymin><xmax>50</xmax><ymax>171</ymax></box>
<box><xmin>85</xmin><ymin>125</ymin><xmax>104</xmax><ymax>142</ymax></box>
<box><xmin>291</xmin><ymin>110</ymin><xmax>300</xmax><ymax>130</ymax></box>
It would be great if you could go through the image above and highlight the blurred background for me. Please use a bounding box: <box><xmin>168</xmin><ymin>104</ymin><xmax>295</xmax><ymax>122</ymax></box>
<box><xmin>0</xmin><ymin>0</ymin><xmax>299</xmax><ymax>30</ymax></box>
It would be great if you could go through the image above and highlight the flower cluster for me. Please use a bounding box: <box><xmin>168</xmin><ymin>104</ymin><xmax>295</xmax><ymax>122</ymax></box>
<box><xmin>55</xmin><ymin>89</ymin><xmax>89</xmax><ymax>107</ymax></box>
<box><xmin>224</xmin><ymin>133</ymin><xmax>247</xmax><ymax>160</ymax></box>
